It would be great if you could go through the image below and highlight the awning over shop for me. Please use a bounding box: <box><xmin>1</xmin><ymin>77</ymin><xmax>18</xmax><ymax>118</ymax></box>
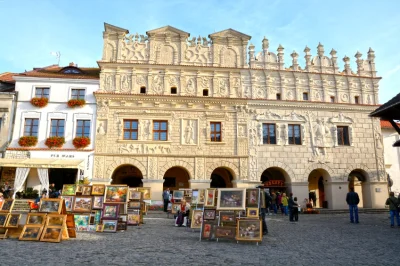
<box><xmin>0</xmin><ymin>158</ymin><xmax>85</xmax><ymax>169</ymax></box>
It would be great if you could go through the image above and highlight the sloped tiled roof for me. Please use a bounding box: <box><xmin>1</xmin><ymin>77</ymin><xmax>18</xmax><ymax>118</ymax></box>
<box><xmin>380</xmin><ymin>120</ymin><xmax>394</xmax><ymax>129</ymax></box>
<box><xmin>0</xmin><ymin>72</ymin><xmax>16</xmax><ymax>83</ymax></box>
<box><xmin>14</xmin><ymin>65</ymin><xmax>100</xmax><ymax>80</ymax></box>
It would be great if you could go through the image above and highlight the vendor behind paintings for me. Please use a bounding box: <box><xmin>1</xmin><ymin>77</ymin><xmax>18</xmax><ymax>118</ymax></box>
<box><xmin>257</xmin><ymin>185</ymin><xmax>271</xmax><ymax>235</ymax></box>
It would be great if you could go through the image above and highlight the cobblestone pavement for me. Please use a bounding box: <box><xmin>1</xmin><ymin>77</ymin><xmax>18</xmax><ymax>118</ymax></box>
<box><xmin>0</xmin><ymin>212</ymin><xmax>398</xmax><ymax>266</ymax></box>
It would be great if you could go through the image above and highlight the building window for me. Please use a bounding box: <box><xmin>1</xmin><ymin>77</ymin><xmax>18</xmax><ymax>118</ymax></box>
<box><xmin>76</xmin><ymin>120</ymin><xmax>90</xmax><ymax>137</ymax></box>
<box><xmin>71</xmin><ymin>89</ymin><xmax>85</xmax><ymax>100</ymax></box>
<box><xmin>276</xmin><ymin>93</ymin><xmax>281</xmax><ymax>100</ymax></box>
<box><xmin>355</xmin><ymin>96</ymin><xmax>359</xmax><ymax>104</ymax></box>
<box><xmin>35</xmin><ymin>87</ymin><xmax>50</xmax><ymax>98</ymax></box>
<box><xmin>337</xmin><ymin>126</ymin><xmax>350</xmax><ymax>146</ymax></box>
<box><xmin>263</xmin><ymin>123</ymin><xmax>276</xmax><ymax>144</ymax></box>
<box><xmin>153</xmin><ymin>120</ymin><xmax>168</xmax><ymax>141</ymax></box>
<box><xmin>171</xmin><ymin>87</ymin><xmax>177</xmax><ymax>94</ymax></box>
<box><xmin>24</xmin><ymin>118</ymin><xmax>39</xmax><ymax>137</ymax></box>
<box><xmin>210</xmin><ymin>122</ymin><xmax>221</xmax><ymax>142</ymax></box>
<box><xmin>123</xmin><ymin>120</ymin><xmax>138</xmax><ymax>140</ymax></box>
<box><xmin>50</xmin><ymin>119</ymin><xmax>65</xmax><ymax>137</ymax></box>
<box><xmin>140</xmin><ymin>87</ymin><xmax>146</xmax><ymax>94</ymax></box>
<box><xmin>288</xmin><ymin>124</ymin><xmax>301</xmax><ymax>145</ymax></box>
<box><xmin>330</xmin><ymin>96</ymin><xmax>335</xmax><ymax>103</ymax></box>
<box><xmin>203</xmin><ymin>89</ymin><xmax>209</xmax><ymax>96</ymax></box>
<box><xmin>303</xmin><ymin>92</ymin><xmax>309</xmax><ymax>101</ymax></box>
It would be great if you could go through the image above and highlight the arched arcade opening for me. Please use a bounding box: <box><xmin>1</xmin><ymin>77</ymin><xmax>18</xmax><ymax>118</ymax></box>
<box><xmin>348</xmin><ymin>169</ymin><xmax>369</xmax><ymax>208</ymax></box>
<box><xmin>111</xmin><ymin>164</ymin><xmax>143</xmax><ymax>187</ymax></box>
<box><xmin>261</xmin><ymin>167</ymin><xmax>291</xmax><ymax>194</ymax></box>
<box><xmin>210</xmin><ymin>167</ymin><xmax>233</xmax><ymax>188</ymax></box>
<box><xmin>308</xmin><ymin>169</ymin><xmax>331</xmax><ymax>208</ymax></box>
<box><xmin>163</xmin><ymin>167</ymin><xmax>190</xmax><ymax>191</ymax></box>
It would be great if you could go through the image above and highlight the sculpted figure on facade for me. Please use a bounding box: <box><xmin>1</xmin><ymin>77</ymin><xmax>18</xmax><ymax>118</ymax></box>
<box><xmin>152</xmin><ymin>75</ymin><xmax>163</xmax><ymax>94</ymax></box>
<box><xmin>121</xmin><ymin>75</ymin><xmax>131</xmax><ymax>93</ymax></box>
<box><xmin>184</xmin><ymin>120</ymin><xmax>195</xmax><ymax>144</ymax></box>
<box><xmin>186</xmin><ymin>78</ymin><xmax>195</xmax><ymax>94</ymax></box>
<box><xmin>97</xmin><ymin>123</ymin><xmax>106</xmax><ymax>135</ymax></box>
<box><xmin>314</xmin><ymin>118</ymin><xmax>329</xmax><ymax>149</ymax></box>
<box><xmin>257</xmin><ymin>123</ymin><xmax>263</xmax><ymax>145</ymax></box>
<box><xmin>141</xmin><ymin>120</ymin><xmax>151</xmax><ymax>140</ymax></box>
<box><xmin>105</xmin><ymin>75</ymin><xmax>114</xmax><ymax>92</ymax></box>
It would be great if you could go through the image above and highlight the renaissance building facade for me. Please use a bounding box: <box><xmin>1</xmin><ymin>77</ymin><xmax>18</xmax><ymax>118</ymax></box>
<box><xmin>93</xmin><ymin>23</ymin><xmax>387</xmax><ymax>209</ymax></box>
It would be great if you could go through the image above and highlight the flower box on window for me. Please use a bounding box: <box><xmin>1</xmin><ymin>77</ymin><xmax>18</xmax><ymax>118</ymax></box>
<box><xmin>45</xmin><ymin>136</ymin><xmax>65</xmax><ymax>148</ymax></box>
<box><xmin>67</xmin><ymin>99</ymin><xmax>86</xmax><ymax>108</ymax></box>
<box><xmin>73</xmin><ymin>136</ymin><xmax>90</xmax><ymax>149</ymax></box>
<box><xmin>30</xmin><ymin>97</ymin><xmax>48</xmax><ymax>108</ymax></box>
<box><xmin>18</xmin><ymin>136</ymin><xmax>38</xmax><ymax>147</ymax></box>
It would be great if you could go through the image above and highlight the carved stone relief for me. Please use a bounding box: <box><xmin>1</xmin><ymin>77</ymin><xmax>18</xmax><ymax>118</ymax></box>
<box><xmin>97</xmin><ymin>121</ymin><xmax>107</xmax><ymax>135</ymax></box>
<box><xmin>195</xmin><ymin>158</ymin><xmax>204</xmax><ymax>180</ymax></box>
<box><xmin>240</xmin><ymin>157</ymin><xmax>248</xmax><ymax>180</ymax></box>
<box><xmin>148</xmin><ymin>157</ymin><xmax>158</xmax><ymax>179</ymax></box>
<box><xmin>140</xmin><ymin>120</ymin><xmax>151</xmax><ymax>140</ymax></box>
<box><xmin>186</xmin><ymin>77</ymin><xmax>196</xmax><ymax>94</ymax></box>
<box><xmin>120</xmin><ymin>75</ymin><xmax>131</xmax><ymax>93</ymax></box>
<box><xmin>94</xmin><ymin>157</ymin><xmax>104</xmax><ymax>179</ymax></box>
<box><xmin>152</xmin><ymin>75</ymin><xmax>164</xmax><ymax>94</ymax></box>
<box><xmin>181</xmin><ymin>119</ymin><xmax>197</xmax><ymax>145</ymax></box>
<box><xmin>119</xmin><ymin>144</ymin><xmax>171</xmax><ymax>154</ymax></box>
<box><xmin>104</xmin><ymin>74</ymin><xmax>115</xmax><ymax>92</ymax></box>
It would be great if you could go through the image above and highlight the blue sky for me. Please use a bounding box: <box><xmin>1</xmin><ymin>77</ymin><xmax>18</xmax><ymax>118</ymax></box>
<box><xmin>0</xmin><ymin>0</ymin><xmax>399</xmax><ymax>104</ymax></box>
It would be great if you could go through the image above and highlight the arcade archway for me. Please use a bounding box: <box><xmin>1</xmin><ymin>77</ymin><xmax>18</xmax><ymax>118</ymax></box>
<box><xmin>260</xmin><ymin>167</ymin><xmax>291</xmax><ymax>194</ymax></box>
<box><xmin>348</xmin><ymin>169</ymin><xmax>369</xmax><ymax>208</ymax></box>
<box><xmin>111</xmin><ymin>164</ymin><xmax>143</xmax><ymax>187</ymax></box>
<box><xmin>308</xmin><ymin>169</ymin><xmax>331</xmax><ymax>208</ymax></box>
<box><xmin>210</xmin><ymin>167</ymin><xmax>233</xmax><ymax>188</ymax></box>
<box><xmin>163</xmin><ymin>167</ymin><xmax>190</xmax><ymax>191</ymax></box>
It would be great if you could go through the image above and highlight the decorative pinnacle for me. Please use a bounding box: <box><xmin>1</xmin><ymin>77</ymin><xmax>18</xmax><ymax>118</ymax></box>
<box><xmin>317</xmin><ymin>42</ymin><xmax>324</xmax><ymax>48</ymax></box>
<box><xmin>330</xmin><ymin>49</ymin><xmax>337</xmax><ymax>56</ymax></box>
<box><xmin>355</xmin><ymin>51</ymin><xmax>362</xmax><ymax>59</ymax></box>
<box><xmin>368</xmin><ymin>47</ymin><xmax>375</xmax><ymax>53</ymax></box>
<box><xmin>277</xmin><ymin>44</ymin><xmax>284</xmax><ymax>51</ymax></box>
<box><xmin>249</xmin><ymin>43</ymin><xmax>255</xmax><ymax>49</ymax></box>
<box><xmin>304</xmin><ymin>46</ymin><xmax>310</xmax><ymax>53</ymax></box>
<box><xmin>291</xmin><ymin>51</ymin><xmax>298</xmax><ymax>58</ymax></box>
<box><xmin>343</xmin><ymin>56</ymin><xmax>350</xmax><ymax>62</ymax></box>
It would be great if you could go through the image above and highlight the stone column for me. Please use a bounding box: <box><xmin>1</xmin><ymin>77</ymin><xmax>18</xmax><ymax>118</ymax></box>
<box><xmin>142</xmin><ymin>179</ymin><xmax>164</xmax><ymax>201</ymax></box>
<box><xmin>364</xmin><ymin>181</ymin><xmax>388</xmax><ymax>209</ymax></box>
<box><xmin>232</xmin><ymin>180</ymin><xmax>260</xmax><ymax>189</ymax></box>
<box><xmin>189</xmin><ymin>180</ymin><xmax>211</xmax><ymax>190</ymax></box>
<box><xmin>328</xmin><ymin>182</ymin><xmax>349</xmax><ymax>209</ymax></box>
<box><xmin>290</xmin><ymin>182</ymin><xmax>308</xmax><ymax>207</ymax></box>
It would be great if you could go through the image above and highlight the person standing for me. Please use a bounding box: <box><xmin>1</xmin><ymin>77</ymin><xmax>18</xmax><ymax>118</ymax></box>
<box><xmin>162</xmin><ymin>188</ymin><xmax>170</xmax><ymax>212</ymax></box>
<box><xmin>258</xmin><ymin>186</ymin><xmax>269</xmax><ymax>235</ymax></box>
<box><xmin>271</xmin><ymin>192</ymin><xmax>277</xmax><ymax>215</ymax></box>
<box><xmin>288</xmin><ymin>193</ymin><xmax>294</xmax><ymax>221</ymax></box>
<box><xmin>3</xmin><ymin>182</ymin><xmax>11</xmax><ymax>198</ymax></box>
<box><xmin>346</xmin><ymin>187</ymin><xmax>360</xmax><ymax>224</ymax></box>
<box><xmin>292</xmin><ymin>197</ymin><xmax>299</xmax><ymax>222</ymax></box>
<box><xmin>385</xmin><ymin>192</ymin><xmax>400</xmax><ymax>228</ymax></box>
<box><xmin>281</xmin><ymin>193</ymin><xmax>289</xmax><ymax>216</ymax></box>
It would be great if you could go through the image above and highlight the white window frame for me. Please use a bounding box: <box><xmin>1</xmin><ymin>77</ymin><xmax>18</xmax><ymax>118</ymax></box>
<box><xmin>32</xmin><ymin>85</ymin><xmax>51</xmax><ymax>99</ymax></box>
<box><xmin>69</xmin><ymin>87</ymin><xmax>87</xmax><ymax>100</ymax></box>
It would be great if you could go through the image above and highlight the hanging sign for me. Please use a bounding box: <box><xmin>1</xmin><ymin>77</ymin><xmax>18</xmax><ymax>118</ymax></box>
<box><xmin>264</xmin><ymin>180</ymin><xmax>285</xmax><ymax>187</ymax></box>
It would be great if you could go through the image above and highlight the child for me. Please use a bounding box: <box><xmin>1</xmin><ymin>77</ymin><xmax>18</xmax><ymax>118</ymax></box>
<box><xmin>292</xmin><ymin>197</ymin><xmax>300</xmax><ymax>222</ymax></box>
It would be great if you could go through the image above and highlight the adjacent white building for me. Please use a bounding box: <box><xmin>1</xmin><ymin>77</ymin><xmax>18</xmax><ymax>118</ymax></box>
<box><xmin>382</xmin><ymin>120</ymin><xmax>400</xmax><ymax>195</ymax></box>
<box><xmin>0</xmin><ymin>64</ymin><xmax>99</xmax><ymax>195</ymax></box>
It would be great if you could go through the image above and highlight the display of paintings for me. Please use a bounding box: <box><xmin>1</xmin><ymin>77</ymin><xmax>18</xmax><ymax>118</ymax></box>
<box><xmin>136</xmin><ymin>187</ymin><xmax>151</xmax><ymax>200</ymax></box>
<box><xmin>92</xmin><ymin>184</ymin><xmax>105</xmax><ymax>196</ymax></box>
<box><xmin>128</xmin><ymin>201</ymin><xmax>141</xmax><ymax>209</ymax></box>
<box><xmin>62</xmin><ymin>227</ymin><xmax>70</xmax><ymax>240</ymax></box>
<box><xmin>246</xmin><ymin>189</ymin><xmax>260</xmax><ymax>208</ymax></box>
<box><xmin>192</xmin><ymin>190</ymin><xmax>199</xmax><ymax>204</ymax></box>
<box><xmin>118</xmin><ymin>215</ymin><xmax>128</xmax><ymax>222</ymax></box>
<box><xmin>82</xmin><ymin>186</ymin><xmax>92</xmax><ymax>196</ymax></box>
<box><xmin>0</xmin><ymin>199</ymin><xmax>14</xmax><ymax>212</ymax></box>
<box><xmin>76</xmin><ymin>185</ymin><xmax>83</xmax><ymax>194</ymax></box>
<box><xmin>219</xmin><ymin>211</ymin><xmax>236</xmax><ymax>224</ymax></box>
<box><xmin>190</xmin><ymin>210</ymin><xmax>203</xmax><ymax>229</ymax></box>
<box><xmin>103</xmin><ymin>220</ymin><xmax>118</xmax><ymax>232</ymax></box>
<box><xmin>236</xmin><ymin>219</ymin><xmax>262</xmax><ymax>242</ymax></box>
<box><xmin>74</xmin><ymin>215</ymin><xmax>90</xmax><ymax>231</ymax></box>
<box><xmin>217</xmin><ymin>188</ymin><xmax>246</xmax><ymax>210</ymax></box>
<box><xmin>92</xmin><ymin>196</ymin><xmax>104</xmax><ymax>210</ymax></box>
<box><xmin>247</xmin><ymin>208</ymin><xmax>259</xmax><ymax>218</ymax></box>
<box><xmin>61</xmin><ymin>196</ymin><xmax>74</xmax><ymax>212</ymax></box>
<box><xmin>117</xmin><ymin>221</ymin><xmax>127</xmax><ymax>231</ymax></box>
<box><xmin>5</xmin><ymin>214</ymin><xmax>21</xmax><ymax>228</ymax></box>
<box><xmin>105</xmin><ymin>185</ymin><xmax>128</xmax><ymax>203</ymax></box>
<box><xmin>129</xmin><ymin>189</ymin><xmax>142</xmax><ymax>200</ymax></box>
<box><xmin>0</xmin><ymin>228</ymin><xmax>8</xmax><ymax>239</ymax></box>
<box><xmin>171</xmin><ymin>203</ymin><xmax>181</xmax><ymax>214</ymax></box>
<box><xmin>40</xmin><ymin>226</ymin><xmax>63</xmax><ymax>243</ymax></box>
<box><xmin>172</xmin><ymin>190</ymin><xmax>184</xmax><ymax>200</ymax></box>
<box><xmin>215</xmin><ymin>226</ymin><xmax>236</xmax><ymax>239</ymax></box>
<box><xmin>184</xmin><ymin>197</ymin><xmax>192</xmax><ymax>203</ymax></box>
<box><xmin>62</xmin><ymin>184</ymin><xmax>76</xmax><ymax>196</ymax></box>
<box><xmin>0</xmin><ymin>214</ymin><xmax>9</xmax><ymax>227</ymax></box>
<box><xmin>198</xmin><ymin>189</ymin><xmax>205</xmax><ymax>204</ymax></box>
<box><xmin>73</xmin><ymin>196</ymin><xmax>93</xmax><ymax>212</ymax></box>
<box><xmin>26</xmin><ymin>213</ymin><xmax>46</xmax><ymax>225</ymax></box>
<box><xmin>205</xmin><ymin>189</ymin><xmax>216</xmax><ymax>207</ymax></box>
<box><xmin>203</xmin><ymin>209</ymin><xmax>216</xmax><ymax>220</ymax></box>
<box><xmin>47</xmin><ymin>215</ymin><xmax>66</xmax><ymax>227</ymax></box>
<box><xmin>127</xmin><ymin>211</ymin><xmax>140</xmax><ymax>225</ymax></box>
<box><xmin>96</xmin><ymin>224</ymin><xmax>104</xmax><ymax>232</ymax></box>
<box><xmin>19</xmin><ymin>225</ymin><xmax>44</xmax><ymax>241</ymax></box>
<box><xmin>102</xmin><ymin>204</ymin><xmax>120</xmax><ymax>220</ymax></box>
<box><xmin>39</xmin><ymin>199</ymin><xmax>62</xmax><ymax>213</ymax></box>
<box><xmin>201</xmin><ymin>222</ymin><xmax>213</xmax><ymax>240</ymax></box>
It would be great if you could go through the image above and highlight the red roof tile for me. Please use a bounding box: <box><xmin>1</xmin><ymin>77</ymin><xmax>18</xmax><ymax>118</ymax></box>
<box><xmin>14</xmin><ymin>65</ymin><xmax>100</xmax><ymax>80</ymax></box>
<box><xmin>380</xmin><ymin>120</ymin><xmax>400</xmax><ymax>129</ymax></box>
<box><xmin>0</xmin><ymin>72</ymin><xmax>16</xmax><ymax>83</ymax></box>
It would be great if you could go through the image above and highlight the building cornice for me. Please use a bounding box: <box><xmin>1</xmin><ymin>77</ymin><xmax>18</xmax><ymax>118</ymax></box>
<box><xmin>13</xmin><ymin>76</ymin><xmax>99</xmax><ymax>84</ymax></box>
<box><xmin>94</xmin><ymin>153</ymin><xmax>247</xmax><ymax>159</ymax></box>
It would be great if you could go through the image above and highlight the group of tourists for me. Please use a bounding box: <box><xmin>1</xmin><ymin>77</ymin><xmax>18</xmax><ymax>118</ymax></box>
<box><xmin>267</xmin><ymin>191</ymin><xmax>300</xmax><ymax>221</ymax></box>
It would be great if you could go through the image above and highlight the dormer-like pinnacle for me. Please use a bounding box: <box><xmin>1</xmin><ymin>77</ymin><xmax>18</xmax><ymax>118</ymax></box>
<box><xmin>355</xmin><ymin>51</ymin><xmax>362</xmax><ymax>59</ymax></box>
<box><xmin>249</xmin><ymin>43</ymin><xmax>255</xmax><ymax>51</ymax></box>
<box><xmin>304</xmin><ymin>46</ymin><xmax>311</xmax><ymax>53</ymax></box>
<box><xmin>343</xmin><ymin>55</ymin><xmax>350</xmax><ymax>63</ymax></box>
<box><xmin>291</xmin><ymin>51</ymin><xmax>298</xmax><ymax>58</ymax></box>
<box><xmin>262</xmin><ymin>37</ymin><xmax>269</xmax><ymax>50</ymax></box>
<box><xmin>277</xmin><ymin>44</ymin><xmax>284</xmax><ymax>52</ymax></box>
<box><xmin>330</xmin><ymin>49</ymin><xmax>337</xmax><ymax>56</ymax></box>
<box><xmin>368</xmin><ymin>47</ymin><xmax>375</xmax><ymax>60</ymax></box>
<box><xmin>317</xmin><ymin>42</ymin><xmax>324</xmax><ymax>57</ymax></box>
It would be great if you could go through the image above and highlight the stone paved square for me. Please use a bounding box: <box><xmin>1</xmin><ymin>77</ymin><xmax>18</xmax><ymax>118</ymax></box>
<box><xmin>0</xmin><ymin>212</ymin><xmax>398</xmax><ymax>265</ymax></box>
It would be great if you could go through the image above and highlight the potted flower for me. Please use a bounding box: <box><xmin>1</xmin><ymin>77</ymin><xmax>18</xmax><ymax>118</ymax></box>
<box><xmin>18</xmin><ymin>136</ymin><xmax>38</xmax><ymax>147</ymax></box>
<box><xmin>45</xmin><ymin>136</ymin><xmax>65</xmax><ymax>148</ymax></box>
<box><xmin>73</xmin><ymin>136</ymin><xmax>90</xmax><ymax>149</ymax></box>
<box><xmin>67</xmin><ymin>99</ymin><xmax>86</xmax><ymax>108</ymax></box>
<box><xmin>30</xmin><ymin>97</ymin><xmax>48</xmax><ymax>108</ymax></box>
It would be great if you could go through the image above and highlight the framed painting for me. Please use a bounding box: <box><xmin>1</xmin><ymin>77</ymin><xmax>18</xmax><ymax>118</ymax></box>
<box><xmin>0</xmin><ymin>228</ymin><xmax>8</xmax><ymax>239</ymax></box>
<box><xmin>103</xmin><ymin>220</ymin><xmax>118</xmax><ymax>232</ymax></box>
<box><xmin>190</xmin><ymin>210</ymin><xmax>203</xmax><ymax>229</ymax></box>
<box><xmin>92</xmin><ymin>184</ymin><xmax>105</xmax><ymax>196</ymax></box>
<box><xmin>217</xmin><ymin>188</ymin><xmax>246</xmax><ymax>211</ymax></box>
<box><xmin>96</xmin><ymin>224</ymin><xmax>104</xmax><ymax>232</ymax></box>
<box><xmin>236</xmin><ymin>219</ymin><xmax>262</xmax><ymax>242</ymax></box>
<box><xmin>118</xmin><ymin>215</ymin><xmax>128</xmax><ymax>222</ymax></box>
<box><xmin>73</xmin><ymin>196</ymin><xmax>93</xmax><ymax>213</ymax></box>
<box><xmin>105</xmin><ymin>185</ymin><xmax>128</xmax><ymax>203</ymax></box>
<box><xmin>184</xmin><ymin>197</ymin><xmax>192</xmax><ymax>204</ymax></box>
<box><xmin>247</xmin><ymin>208</ymin><xmax>259</xmax><ymax>218</ymax></box>
<box><xmin>0</xmin><ymin>199</ymin><xmax>14</xmax><ymax>212</ymax></box>
<box><xmin>74</xmin><ymin>215</ymin><xmax>90</xmax><ymax>231</ymax></box>
<box><xmin>172</xmin><ymin>190</ymin><xmax>184</xmax><ymax>200</ymax></box>
<box><xmin>191</xmin><ymin>190</ymin><xmax>199</xmax><ymax>204</ymax></box>
<box><xmin>117</xmin><ymin>221</ymin><xmax>127</xmax><ymax>231</ymax></box>
<box><xmin>92</xmin><ymin>196</ymin><xmax>104</xmax><ymax>210</ymax></box>
<box><xmin>102</xmin><ymin>204</ymin><xmax>120</xmax><ymax>220</ymax></box>
<box><xmin>246</xmin><ymin>188</ymin><xmax>260</xmax><ymax>208</ymax></box>
<box><xmin>39</xmin><ymin>199</ymin><xmax>62</xmax><ymax>213</ymax></box>
<box><xmin>205</xmin><ymin>189</ymin><xmax>216</xmax><ymax>207</ymax></box>
<box><xmin>61</xmin><ymin>196</ymin><xmax>74</xmax><ymax>212</ymax></box>
<box><xmin>128</xmin><ymin>201</ymin><xmax>141</xmax><ymax>209</ymax></box>
<box><xmin>171</xmin><ymin>203</ymin><xmax>181</xmax><ymax>214</ymax></box>
<box><xmin>0</xmin><ymin>214</ymin><xmax>9</xmax><ymax>227</ymax></box>
<box><xmin>46</xmin><ymin>214</ymin><xmax>66</xmax><ymax>227</ymax></box>
<box><xmin>203</xmin><ymin>209</ymin><xmax>216</xmax><ymax>220</ymax></box>
<box><xmin>62</xmin><ymin>184</ymin><xmax>76</xmax><ymax>196</ymax></box>
<box><xmin>215</xmin><ymin>226</ymin><xmax>236</xmax><ymax>239</ymax></box>
<box><xmin>129</xmin><ymin>190</ymin><xmax>142</xmax><ymax>201</ymax></box>
<box><xmin>26</xmin><ymin>213</ymin><xmax>47</xmax><ymax>225</ymax></box>
<box><xmin>19</xmin><ymin>225</ymin><xmax>44</xmax><ymax>241</ymax></box>
<box><xmin>75</xmin><ymin>185</ymin><xmax>83</xmax><ymax>194</ymax></box>
<box><xmin>198</xmin><ymin>189</ymin><xmax>205</xmax><ymax>204</ymax></box>
<box><xmin>40</xmin><ymin>226</ymin><xmax>63</xmax><ymax>243</ymax></box>
<box><xmin>127</xmin><ymin>212</ymin><xmax>140</xmax><ymax>225</ymax></box>
<box><xmin>136</xmin><ymin>187</ymin><xmax>151</xmax><ymax>200</ymax></box>
<box><xmin>260</xmin><ymin>190</ymin><xmax>266</xmax><ymax>209</ymax></box>
<box><xmin>82</xmin><ymin>186</ymin><xmax>92</xmax><ymax>196</ymax></box>
<box><xmin>219</xmin><ymin>211</ymin><xmax>236</xmax><ymax>225</ymax></box>
<box><xmin>5</xmin><ymin>214</ymin><xmax>21</xmax><ymax>228</ymax></box>
<box><xmin>201</xmin><ymin>222</ymin><xmax>213</xmax><ymax>240</ymax></box>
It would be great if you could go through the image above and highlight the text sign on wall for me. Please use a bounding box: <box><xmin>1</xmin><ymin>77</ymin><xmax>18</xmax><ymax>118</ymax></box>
<box><xmin>264</xmin><ymin>180</ymin><xmax>285</xmax><ymax>187</ymax></box>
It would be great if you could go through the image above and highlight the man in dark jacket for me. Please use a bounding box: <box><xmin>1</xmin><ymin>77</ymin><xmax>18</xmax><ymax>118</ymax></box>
<box><xmin>346</xmin><ymin>187</ymin><xmax>360</xmax><ymax>224</ymax></box>
<box><xmin>288</xmin><ymin>193</ymin><xmax>295</xmax><ymax>222</ymax></box>
<box><xmin>258</xmin><ymin>186</ymin><xmax>269</xmax><ymax>235</ymax></box>
<box><xmin>385</xmin><ymin>192</ymin><xmax>400</xmax><ymax>228</ymax></box>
